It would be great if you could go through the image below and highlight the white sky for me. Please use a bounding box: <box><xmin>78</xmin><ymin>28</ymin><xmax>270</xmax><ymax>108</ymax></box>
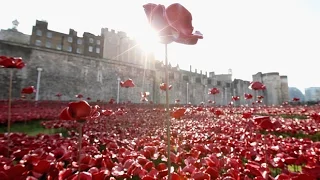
<box><xmin>1</xmin><ymin>0</ymin><xmax>320</xmax><ymax>93</ymax></box>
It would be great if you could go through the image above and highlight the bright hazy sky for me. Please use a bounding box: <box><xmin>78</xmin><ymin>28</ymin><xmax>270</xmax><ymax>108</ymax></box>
<box><xmin>1</xmin><ymin>0</ymin><xmax>320</xmax><ymax>93</ymax></box>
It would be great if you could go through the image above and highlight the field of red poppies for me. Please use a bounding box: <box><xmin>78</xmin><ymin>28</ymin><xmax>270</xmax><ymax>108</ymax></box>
<box><xmin>1</xmin><ymin>100</ymin><xmax>320</xmax><ymax>180</ymax></box>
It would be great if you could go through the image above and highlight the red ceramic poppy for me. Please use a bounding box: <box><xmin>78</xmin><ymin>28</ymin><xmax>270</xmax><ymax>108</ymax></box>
<box><xmin>0</xmin><ymin>56</ymin><xmax>25</xmax><ymax>69</ymax></box>
<box><xmin>59</xmin><ymin>100</ymin><xmax>100</xmax><ymax>121</ymax></box>
<box><xmin>101</xmin><ymin>109</ymin><xmax>113</xmax><ymax>116</ymax></box>
<box><xmin>120</xmin><ymin>79</ymin><xmax>135</xmax><ymax>88</ymax></box>
<box><xmin>207</xmin><ymin>100</ymin><xmax>214</xmax><ymax>104</ymax></box>
<box><xmin>171</xmin><ymin>108</ymin><xmax>186</xmax><ymax>119</ymax></box>
<box><xmin>143</xmin><ymin>4</ymin><xmax>176</xmax><ymax>44</ymax></box>
<box><xmin>175</xmin><ymin>99</ymin><xmax>180</xmax><ymax>104</ymax></box>
<box><xmin>242</xmin><ymin>112</ymin><xmax>252</xmax><ymax>119</ymax></box>
<box><xmin>249</xmin><ymin>81</ymin><xmax>266</xmax><ymax>91</ymax></box>
<box><xmin>292</xmin><ymin>97</ymin><xmax>300</xmax><ymax>102</ymax></box>
<box><xmin>141</xmin><ymin>92</ymin><xmax>150</xmax><ymax>98</ymax></box>
<box><xmin>20</xmin><ymin>95</ymin><xmax>26</xmax><ymax>99</ymax></box>
<box><xmin>160</xmin><ymin>83</ymin><xmax>172</xmax><ymax>91</ymax></box>
<box><xmin>141</xmin><ymin>97</ymin><xmax>148</xmax><ymax>102</ymax></box>
<box><xmin>75</xmin><ymin>94</ymin><xmax>83</xmax><ymax>99</ymax></box>
<box><xmin>244</xmin><ymin>93</ymin><xmax>253</xmax><ymax>100</ymax></box>
<box><xmin>257</xmin><ymin>96</ymin><xmax>264</xmax><ymax>100</ymax></box>
<box><xmin>141</xmin><ymin>92</ymin><xmax>150</xmax><ymax>102</ymax></box>
<box><xmin>208</xmin><ymin>88</ymin><xmax>220</xmax><ymax>95</ymax></box>
<box><xmin>109</xmin><ymin>98</ymin><xmax>115</xmax><ymax>104</ymax></box>
<box><xmin>165</xmin><ymin>3</ymin><xmax>203</xmax><ymax>45</ymax></box>
<box><xmin>143</xmin><ymin>3</ymin><xmax>203</xmax><ymax>45</ymax></box>
<box><xmin>21</xmin><ymin>86</ymin><xmax>36</xmax><ymax>94</ymax></box>
<box><xmin>232</xmin><ymin>96</ymin><xmax>240</xmax><ymax>101</ymax></box>
<box><xmin>55</xmin><ymin>93</ymin><xmax>62</xmax><ymax>97</ymax></box>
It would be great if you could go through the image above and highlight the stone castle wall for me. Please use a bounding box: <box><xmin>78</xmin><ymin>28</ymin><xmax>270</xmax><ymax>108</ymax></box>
<box><xmin>252</xmin><ymin>72</ymin><xmax>289</xmax><ymax>105</ymax></box>
<box><xmin>0</xmin><ymin>41</ymin><xmax>155</xmax><ymax>103</ymax></box>
<box><xmin>0</xmin><ymin>29</ymin><xmax>30</xmax><ymax>45</ymax></box>
<box><xmin>0</xmin><ymin>40</ymin><xmax>287</xmax><ymax>105</ymax></box>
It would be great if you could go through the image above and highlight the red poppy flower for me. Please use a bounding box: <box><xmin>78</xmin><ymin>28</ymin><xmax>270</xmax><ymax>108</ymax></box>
<box><xmin>244</xmin><ymin>93</ymin><xmax>253</xmax><ymax>100</ymax></box>
<box><xmin>59</xmin><ymin>100</ymin><xmax>100</xmax><ymax>122</ymax></box>
<box><xmin>101</xmin><ymin>109</ymin><xmax>113</xmax><ymax>116</ymax></box>
<box><xmin>143</xmin><ymin>4</ymin><xmax>176</xmax><ymax>44</ymax></box>
<box><xmin>249</xmin><ymin>81</ymin><xmax>266</xmax><ymax>90</ymax></box>
<box><xmin>165</xmin><ymin>3</ymin><xmax>203</xmax><ymax>45</ymax></box>
<box><xmin>141</xmin><ymin>97</ymin><xmax>148</xmax><ymax>102</ymax></box>
<box><xmin>160</xmin><ymin>83</ymin><xmax>172</xmax><ymax>91</ymax></box>
<box><xmin>120</xmin><ymin>79</ymin><xmax>135</xmax><ymax>88</ymax></box>
<box><xmin>143</xmin><ymin>3</ymin><xmax>203</xmax><ymax>45</ymax></box>
<box><xmin>109</xmin><ymin>98</ymin><xmax>115</xmax><ymax>104</ymax></box>
<box><xmin>0</xmin><ymin>56</ymin><xmax>25</xmax><ymax>69</ymax></box>
<box><xmin>171</xmin><ymin>108</ymin><xmax>186</xmax><ymax>119</ymax></box>
<box><xmin>232</xmin><ymin>96</ymin><xmax>240</xmax><ymax>101</ymax></box>
<box><xmin>141</xmin><ymin>92</ymin><xmax>150</xmax><ymax>98</ymax></box>
<box><xmin>55</xmin><ymin>93</ymin><xmax>62</xmax><ymax>97</ymax></box>
<box><xmin>208</xmin><ymin>88</ymin><xmax>220</xmax><ymax>95</ymax></box>
<box><xmin>140</xmin><ymin>92</ymin><xmax>150</xmax><ymax>102</ymax></box>
<box><xmin>175</xmin><ymin>99</ymin><xmax>180</xmax><ymax>104</ymax></box>
<box><xmin>292</xmin><ymin>97</ymin><xmax>300</xmax><ymax>102</ymax></box>
<box><xmin>21</xmin><ymin>86</ymin><xmax>36</xmax><ymax>94</ymax></box>
<box><xmin>87</xmin><ymin>97</ymin><xmax>91</xmax><ymax>101</ymax></box>
<box><xmin>75</xmin><ymin>94</ymin><xmax>83</xmax><ymax>99</ymax></box>
<box><xmin>257</xmin><ymin>95</ymin><xmax>264</xmax><ymax>100</ymax></box>
<box><xmin>242</xmin><ymin>112</ymin><xmax>252</xmax><ymax>119</ymax></box>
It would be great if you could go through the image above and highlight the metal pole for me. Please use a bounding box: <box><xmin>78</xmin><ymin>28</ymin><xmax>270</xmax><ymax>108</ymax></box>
<box><xmin>187</xmin><ymin>82</ymin><xmax>189</xmax><ymax>104</ymax></box>
<box><xmin>35</xmin><ymin>67</ymin><xmax>43</xmax><ymax>101</ymax></box>
<box><xmin>204</xmin><ymin>85</ymin><xmax>207</xmax><ymax>103</ymax></box>
<box><xmin>164</xmin><ymin>44</ymin><xmax>171</xmax><ymax>180</ymax></box>
<box><xmin>7</xmin><ymin>69</ymin><xmax>13</xmax><ymax>133</ymax></box>
<box><xmin>117</xmin><ymin>77</ymin><xmax>121</xmax><ymax>104</ymax></box>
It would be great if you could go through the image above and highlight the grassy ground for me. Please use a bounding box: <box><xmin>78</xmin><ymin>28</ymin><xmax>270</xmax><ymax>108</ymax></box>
<box><xmin>0</xmin><ymin>120</ymin><xmax>66</xmax><ymax>136</ymax></box>
<box><xmin>256</xmin><ymin>113</ymin><xmax>308</xmax><ymax>119</ymax></box>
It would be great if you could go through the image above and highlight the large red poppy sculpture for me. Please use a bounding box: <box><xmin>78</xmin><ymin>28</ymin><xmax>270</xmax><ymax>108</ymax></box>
<box><xmin>0</xmin><ymin>56</ymin><xmax>26</xmax><ymax>134</ymax></box>
<box><xmin>208</xmin><ymin>88</ymin><xmax>220</xmax><ymax>105</ymax></box>
<box><xmin>59</xmin><ymin>100</ymin><xmax>100</xmax><ymax>177</ymax></box>
<box><xmin>143</xmin><ymin>3</ymin><xmax>203</xmax><ymax>178</ymax></box>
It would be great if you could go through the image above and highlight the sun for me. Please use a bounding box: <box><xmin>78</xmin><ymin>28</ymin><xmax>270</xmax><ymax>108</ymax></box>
<box><xmin>134</xmin><ymin>26</ymin><xmax>160</xmax><ymax>54</ymax></box>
